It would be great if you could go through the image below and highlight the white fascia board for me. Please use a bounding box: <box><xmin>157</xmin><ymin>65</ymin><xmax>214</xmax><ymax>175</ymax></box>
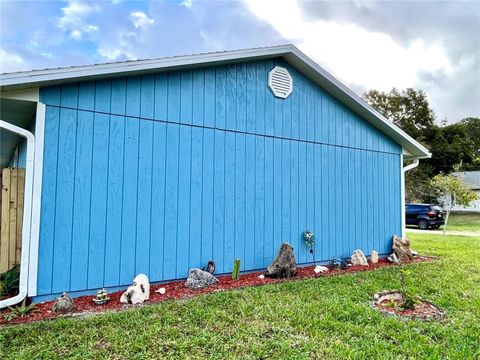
<box><xmin>284</xmin><ymin>48</ymin><xmax>431</xmax><ymax>159</ymax></box>
<box><xmin>0</xmin><ymin>45</ymin><xmax>293</xmax><ymax>90</ymax></box>
<box><xmin>0</xmin><ymin>44</ymin><xmax>430</xmax><ymax>159</ymax></box>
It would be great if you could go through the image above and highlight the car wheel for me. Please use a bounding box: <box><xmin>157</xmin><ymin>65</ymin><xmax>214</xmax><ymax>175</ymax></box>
<box><xmin>418</xmin><ymin>220</ymin><xmax>429</xmax><ymax>230</ymax></box>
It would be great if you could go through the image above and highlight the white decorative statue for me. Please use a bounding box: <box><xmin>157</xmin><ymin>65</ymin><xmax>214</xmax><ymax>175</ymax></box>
<box><xmin>120</xmin><ymin>274</ymin><xmax>150</xmax><ymax>305</ymax></box>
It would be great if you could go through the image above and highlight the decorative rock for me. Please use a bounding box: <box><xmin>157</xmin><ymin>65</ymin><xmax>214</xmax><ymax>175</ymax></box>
<box><xmin>156</xmin><ymin>287</ymin><xmax>166</xmax><ymax>295</ymax></box>
<box><xmin>120</xmin><ymin>274</ymin><xmax>150</xmax><ymax>305</ymax></box>
<box><xmin>371</xmin><ymin>251</ymin><xmax>379</xmax><ymax>264</ymax></box>
<box><xmin>314</xmin><ymin>265</ymin><xmax>329</xmax><ymax>274</ymax></box>
<box><xmin>329</xmin><ymin>257</ymin><xmax>341</xmax><ymax>269</ymax></box>
<box><xmin>351</xmin><ymin>249</ymin><xmax>369</xmax><ymax>266</ymax></box>
<box><xmin>373</xmin><ymin>290</ymin><xmax>403</xmax><ymax>303</ymax></box>
<box><xmin>265</xmin><ymin>243</ymin><xmax>297</xmax><ymax>278</ymax></box>
<box><xmin>52</xmin><ymin>292</ymin><xmax>75</xmax><ymax>313</ymax></box>
<box><xmin>185</xmin><ymin>268</ymin><xmax>219</xmax><ymax>290</ymax></box>
<box><xmin>387</xmin><ymin>253</ymin><xmax>399</xmax><ymax>264</ymax></box>
<box><xmin>258</xmin><ymin>274</ymin><xmax>265</xmax><ymax>279</ymax></box>
<box><xmin>392</xmin><ymin>235</ymin><xmax>413</xmax><ymax>261</ymax></box>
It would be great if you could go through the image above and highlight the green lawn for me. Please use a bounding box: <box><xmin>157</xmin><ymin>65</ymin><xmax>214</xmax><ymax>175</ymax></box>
<box><xmin>1</xmin><ymin>233</ymin><xmax>479</xmax><ymax>359</ymax></box>
<box><xmin>446</xmin><ymin>212</ymin><xmax>480</xmax><ymax>231</ymax></box>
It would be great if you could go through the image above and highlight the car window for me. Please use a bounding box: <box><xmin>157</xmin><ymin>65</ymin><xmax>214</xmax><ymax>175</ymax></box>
<box><xmin>406</xmin><ymin>205</ymin><xmax>420</xmax><ymax>211</ymax></box>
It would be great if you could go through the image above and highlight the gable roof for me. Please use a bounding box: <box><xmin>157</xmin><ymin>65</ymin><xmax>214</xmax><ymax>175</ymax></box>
<box><xmin>0</xmin><ymin>44</ymin><xmax>430</xmax><ymax>159</ymax></box>
<box><xmin>452</xmin><ymin>171</ymin><xmax>480</xmax><ymax>190</ymax></box>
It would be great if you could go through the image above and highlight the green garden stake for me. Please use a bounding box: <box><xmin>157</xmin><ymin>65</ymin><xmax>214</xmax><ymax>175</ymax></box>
<box><xmin>232</xmin><ymin>259</ymin><xmax>241</xmax><ymax>280</ymax></box>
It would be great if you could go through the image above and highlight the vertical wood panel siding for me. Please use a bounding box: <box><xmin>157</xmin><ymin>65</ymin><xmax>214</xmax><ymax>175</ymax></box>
<box><xmin>37</xmin><ymin>59</ymin><xmax>402</xmax><ymax>296</ymax></box>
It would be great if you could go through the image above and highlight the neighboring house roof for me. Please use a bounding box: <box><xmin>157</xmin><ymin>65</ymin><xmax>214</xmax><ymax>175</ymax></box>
<box><xmin>452</xmin><ymin>171</ymin><xmax>480</xmax><ymax>190</ymax></box>
<box><xmin>0</xmin><ymin>44</ymin><xmax>431</xmax><ymax>159</ymax></box>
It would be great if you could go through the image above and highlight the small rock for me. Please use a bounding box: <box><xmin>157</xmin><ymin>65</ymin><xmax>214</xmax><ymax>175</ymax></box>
<box><xmin>266</xmin><ymin>243</ymin><xmax>297</xmax><ymax>278</ymax></box>
<box><xmin>371</xmin><ymin>251</ymin><xmax>379</xmax><ymax>264</ymax></box>
<box><xmin>329</xmin><ymin>258</ymin><xmax>341</xmax><ymax>269</ymax></box>
<box><xmin>340</xmin><ymin>258</ymin><xmax>349</xmax><ymax>270</ymax></box>
<box><xmin>52</xmin><ymin>292</ymin><xmax>75</xmax><ymax>313</ymax></box>
<box><xmin>411</xmin><ymin>250</ymin><xmax>419</xmax><ymax>257</ymax></box>
<box><xmin>120</xmin><ymin>274</ymin><xmax>150</xmax><ymax>305</ymax></box>
<box><xmin>387</xmin><ymin>253</ymin><xmax>399</xmax><ymax>264</ymax></box>
<box><xmin>258</xmin><ymin>274</ymin><xmax>265</xmax><ymax>279</ymax></box>
<box><xmin>314</xmin><ymin>265</ymin><xmax>329</xmax><ymax>274</ymax></box>
<box><xmin>185</xmin><ymin>269</ymin><xmax>219</xmax><ymax>290</ymax></box>
<box><xmin>351</xmin><ymin>249</ymin><xmax>369</xmax><ymax>266</ymax></box>
<box><xmin>156</xmin><ymin>287</ymin><xmax>166</xmax><ymax>295</ymax></box>
<box><xmin>202</xmin><ymin>260</ymin><xmax>216</xmax><ymax>274</ymax></box>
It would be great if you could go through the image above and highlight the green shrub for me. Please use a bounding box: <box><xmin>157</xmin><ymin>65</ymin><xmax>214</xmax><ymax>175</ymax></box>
<box><xmin>0</xmin><ymin>264</ymin><xmax>20</xmax><ymax>297</ymax></box>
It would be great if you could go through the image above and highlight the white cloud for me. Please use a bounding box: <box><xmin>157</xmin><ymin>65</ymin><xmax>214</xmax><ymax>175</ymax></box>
<box><xmin>243</xmin><ymin>0</ymin><xmax>453</xmax><ymax>93</ymax></box>
<box><xmin>130</xmin><ymin>11</ymin><xmax>154</xmax><ymax>28</ymax></box>
<box><xmin>58</xmin><ymin>0</ymin><xmax>100</xmax><ymax>41</ymax></box>
<box><xmin>70</xmin><ymin>29</ymin><xmax>82</xmax><ymax>40</ymax></box>
<box><xmin>182</xmin><ymin>0</ymin><xmax>193</xmax><ymax>8</ymax></box>
<box><xmin>0</xmin><ymin>49</ymin><xmax>27</xmax><ymax>73</ymax></box>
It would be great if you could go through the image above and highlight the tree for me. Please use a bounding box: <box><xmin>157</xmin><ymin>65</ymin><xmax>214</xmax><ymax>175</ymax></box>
<box><xmin>364</xmin><ymin>89</ymin><xmax>479</xmax><ymax>203</ymax></box>
<box><xmin>431</xmin><ymin>173</ymin><xmax>479</xmax><ymax>234</ymax></box>
<box><xmin>458</xmin><ymin>117</ymin><xmax>480</xmax><ymax>170</ymax></box>
<box><xmin>363</xmin><ymin>88</ymin><xmax>435</xmax><ymax>144</ymax></box>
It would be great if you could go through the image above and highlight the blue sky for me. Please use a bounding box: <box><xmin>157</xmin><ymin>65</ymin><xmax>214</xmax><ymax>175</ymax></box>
<box><xmin>1</xmin><ymin>0</ymin><xmax>479</xmax><ymax>122</ymax></box>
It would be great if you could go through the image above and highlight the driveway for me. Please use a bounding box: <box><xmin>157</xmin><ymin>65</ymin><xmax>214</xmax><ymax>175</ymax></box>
<box><xmin>406</xmin><ymin>228</ymin><xmax>480</xmax><ymax>237</ymax></box>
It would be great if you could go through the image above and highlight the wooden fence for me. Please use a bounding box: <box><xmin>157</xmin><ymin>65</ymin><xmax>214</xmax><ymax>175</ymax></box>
<box><xmin>0</xmin><ymin>168</ymin><xmax>25</xmax><ymax>273</ymax></box>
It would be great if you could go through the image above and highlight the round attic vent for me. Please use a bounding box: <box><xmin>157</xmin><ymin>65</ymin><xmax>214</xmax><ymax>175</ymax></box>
<box><xmin>268</xmin><ymin>66</ymin><xmax>293</xmax><ymax>99</ymax></box>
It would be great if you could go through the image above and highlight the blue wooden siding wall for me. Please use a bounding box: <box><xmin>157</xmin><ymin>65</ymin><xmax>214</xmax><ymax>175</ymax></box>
<box><xmin>37</xmin><ymin>59</ymin><xmax>402</xmax><ymax>297</ymax></box>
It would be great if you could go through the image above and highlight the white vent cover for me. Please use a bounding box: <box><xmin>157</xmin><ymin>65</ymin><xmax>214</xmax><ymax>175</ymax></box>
<box><xmin>268</xmin><ymin>66</ymin><xmax>293</xmax><ymax>99</ymax></box>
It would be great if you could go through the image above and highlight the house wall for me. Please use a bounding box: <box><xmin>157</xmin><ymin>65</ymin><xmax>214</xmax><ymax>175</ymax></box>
<box><xmin>35</xmin><ymin>58</ymin><xmax>402</xmax><ymax>299</ymax></box>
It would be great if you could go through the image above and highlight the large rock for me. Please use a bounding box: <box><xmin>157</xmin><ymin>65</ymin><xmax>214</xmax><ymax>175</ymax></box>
<box><xmin>265</xmin><ymin>243</ymin><xmax>297</xmax><ymax>278</ymax></box>
<box><xmin>351</xmin><ymin>249</ymin><xmax>369</xmax><ymax>266</ymax></box>
<box><xmin>120</xmin><ymin>274</ymin><xmax>150</xmax><ymax>305</ymax></box>
<box><xmin>185</xmin><ymin>269</ymin><xmax>219</xmax><ymax>290</ymax></box>
<box><xmin>392</xmin><ymin>235</ymin><xmax>413</xmax><ymax>261</ymax></box>
<box><xmin>371</xmin><ymin>251</ymin><xmax>379</xmax><ymax>264</ymax></box>
<box><xmin>52</xmin><ymin>292</ymin><xmax>75</xmax><ymax>313</ymax></box>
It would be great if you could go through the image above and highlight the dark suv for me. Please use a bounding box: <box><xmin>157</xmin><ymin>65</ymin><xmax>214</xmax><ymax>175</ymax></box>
<box><xmin>405</xmin><ymin>204</ymin><xmax>445</xmax><ymax>230</ymax></box>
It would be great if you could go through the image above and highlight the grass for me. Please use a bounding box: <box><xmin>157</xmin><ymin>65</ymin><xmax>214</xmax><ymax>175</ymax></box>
<box><xmin>1</xmin><ymin>233</ymin><xmax>479</xmax><ymax>359</ymax></box>
<box><xmin>446</xmin><ymin>212</ymin><xmax>480</xmax><ymax>232</ymax></box>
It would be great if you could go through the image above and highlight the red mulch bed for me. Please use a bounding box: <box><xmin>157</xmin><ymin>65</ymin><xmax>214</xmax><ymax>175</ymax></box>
<box><xmin>0</xmin><ymin>257</ymin><xmax>431</xmax><ymax>326</ymax></box>
<box><xmin>373</xmin><ymin>297</ymin><xmax>444</xmax><ymax>320</ymax></box>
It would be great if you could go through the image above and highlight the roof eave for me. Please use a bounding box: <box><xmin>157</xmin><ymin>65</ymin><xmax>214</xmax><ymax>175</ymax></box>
<box><xmin>0</xmin><ymin>44</ymin><xmax>431</xmax><ymax>159</ymax></box>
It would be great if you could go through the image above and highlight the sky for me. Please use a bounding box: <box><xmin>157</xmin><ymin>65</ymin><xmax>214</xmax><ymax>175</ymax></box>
<box><xmin>0</xmin><ymin>0</ymin><xmax>479</xmax><ymax>123</ymax></box>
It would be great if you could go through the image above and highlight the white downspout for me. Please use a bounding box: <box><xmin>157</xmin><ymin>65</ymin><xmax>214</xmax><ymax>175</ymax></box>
<box><xmin>401</xmin><ymin>158</ymin><xmax>419</xmax><ymax>238</ymax></box>
<box><xmin>0</xmin><ymin>120</ymin><xmax>35</xmax><ymax>309</ymax></box>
